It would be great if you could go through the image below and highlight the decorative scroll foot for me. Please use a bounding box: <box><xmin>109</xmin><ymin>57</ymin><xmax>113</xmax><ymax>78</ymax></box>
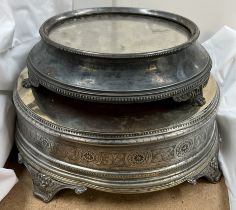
<box><xmin>22</xmin><ymin>72</ymin><xmax>40</xmax><ymax>88</ymax></box>
<box><xmin>173</xmin><ymin>87</ymin><xmax>206</xmax><ymax>106</ymax></box>
<box><xmin>22</xmin><ymin>78</ymin><xmax>32</xmax><ymax>88</ymax></box>
<box><xmin>29</xmin><ymin>166</ymin><xmax>87</xmax><ymax>202</ymax></box>
<box><xmin>18</xmin><ymin>154</ymin><xmax>87</xmax><ymax>202</ymax></box>
<box><xmin>31</xmin><ymin>178</ymin><xmax>87</xmax><ymax>202</ymax></box>
<box><xmin>201</xmin><ymin>156</ymin><xmax>222</xmax><ymax>183</ymax></box>
<box><xmin>187</xmin><ymin>156</ymin><xmax>222</xmax><ymax>186</ymax></box>
<box><xmin>190</xmin><ymin>94</ymin><xmax>206</xmax><ymax>106</ymax></box>
<box><xmin>32</xmin><ymin>174</ymin><xmax>60</xmax><ymax>202</ymax></box>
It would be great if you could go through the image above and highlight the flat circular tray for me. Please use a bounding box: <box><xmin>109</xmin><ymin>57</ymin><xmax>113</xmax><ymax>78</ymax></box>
<box><xmin>25</xmin><ymin>7</ymin><xmax>211</xmax><ymax>104</ymax></box>
<box><xmin>43</xmin><ymin>8</ymin><xmax>196</xmax><ymax>56</ymax></box>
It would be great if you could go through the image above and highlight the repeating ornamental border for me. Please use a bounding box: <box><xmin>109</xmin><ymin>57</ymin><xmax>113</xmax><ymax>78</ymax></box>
<box><xmin>15</xmin><ymin>125</ymin><xmax>220</xmax><ymax>195</ymax></box>
<box><xmin>15</xmin><ymin>121</ymin><xmax>215</xmax><ymax>171</ymax></box>
<box><xmin>27</xmin><ymin>57</ymin><xmax>211</xmax><ymax>103</ymax></box>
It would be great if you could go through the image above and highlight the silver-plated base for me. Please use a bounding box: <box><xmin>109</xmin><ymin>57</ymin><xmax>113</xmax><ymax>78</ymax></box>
<box><xmin>16</xmin><ymin>142</ymin><xmax>221</xmax><ymax>203</ymax></box>
<box><xmin>14</xmin><ymin>70</ymin><xmax>221</xmax><ymax>203</ymax></box>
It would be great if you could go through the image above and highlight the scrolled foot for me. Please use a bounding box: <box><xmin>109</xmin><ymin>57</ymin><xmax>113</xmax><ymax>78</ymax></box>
<box><xmin>22</xmin><ymin>72</ymin><xmax>40</xmax><ymax>88</ymax></box>
<box><xmin>22</xmin><ymin>78</ymin><xmax>32</xmax><ymax>88</ymax></box>
<box><xmin>173</xmin><ymin>87</ymin><xmax>206</xmax><ymax>106</ymax></box>
<box><xmin>24</xmin><ymin>163</ymin><xmax>67</xmax><ymax>202</ymax></box>
<box><xmin>191</xmin><ymin>95</ymin><xmax>206</xmax><ymax>106</ymax></box>
<box><xmin>173</xmin><ymin>92</ymin><xmax>192</xmax><ymax>103</ymax></box>
<box><xmin>190</xmin><ymin>86</ymin><xmax>206</xmax><ymax>106</ymax></box>
<box><xmin>32</xmin><ymin>171</ymin><xmax>61</xmax><ymax>202</ymax></box>
<box><xmin>203</xmin><ymin>156</ymin><xmax>222</xmax><ymax>183</ymax></box>
<box><xmin>187</xmin><ymin>156</ymin><xmax>222</xmax><ymax>186</ymax></box>
<box><xmin>22</xmin><ymin>162</ymin><xmax>87</xmax><ymax>202</ymax></box>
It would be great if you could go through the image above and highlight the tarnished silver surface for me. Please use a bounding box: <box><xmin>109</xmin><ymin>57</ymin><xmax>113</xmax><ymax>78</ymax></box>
<box><xmin>14</xmin><ymin>69</ymin><xmax>221</xmax><ymax>202</ymax></box>
<box><xmin>24</xmin><ymin>7</ymin><xmax>211</xmax><ymax>105</ymax></box>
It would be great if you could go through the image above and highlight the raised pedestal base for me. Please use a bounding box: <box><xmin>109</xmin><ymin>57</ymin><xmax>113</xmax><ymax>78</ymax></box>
<box><xmin>14</xmin><ymin>70</ymin><xmax>222</xmax><ymax>203</ymax></box>
<box><xmin>16</xmin><ymin>140</ymin><xmax>222</xmax><ymax>203</ymax></box>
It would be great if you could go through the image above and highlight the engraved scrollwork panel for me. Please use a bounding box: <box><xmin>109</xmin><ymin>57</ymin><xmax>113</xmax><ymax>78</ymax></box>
<box><xmin>17</xmin><ymin>117</ymin><xmax>57</xmax><ymax>154</ymax></box>
<box><xmin>125</xmin><ymin>151</ymin><xmax>152</xmax><ymax>166</ymax></box>
<box><xmin>174</xmin><ymin>138</ymin><xmax>194</xmax><ymax>158</ymax></box>
<box><xmin>17</xmin><ymin>115</ymin><xmax>215</xmax><ymax>170</ymax></box>
<box><xmin>51</xmin><ymin>124</ymin><xmax>213</xmax><ymax>170</ymax></box>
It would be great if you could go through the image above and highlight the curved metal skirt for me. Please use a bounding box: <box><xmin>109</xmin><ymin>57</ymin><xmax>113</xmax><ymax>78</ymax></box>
<box><xmin>15</xmin><ymin>121</ymin><xmax>221</xmax><ymax>202</ymax></box>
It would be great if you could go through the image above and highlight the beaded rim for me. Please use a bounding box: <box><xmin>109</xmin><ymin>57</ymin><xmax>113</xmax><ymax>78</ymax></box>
<box><xmin>39</xmin><ymin>7</ymin><xmax>200</xmax><ymax>59</ymax></box>
<box><xmin>13</xmin><ymin>71</ymin><xmax>219</xmax><ymax>144</ymax></box>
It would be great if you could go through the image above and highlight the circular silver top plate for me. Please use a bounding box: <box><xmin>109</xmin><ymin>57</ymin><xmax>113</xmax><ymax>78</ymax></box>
<box><xmin>40</xmin><ymin>7</ymin><xmax>199</xmax><ymax>58</ymax></box>
<box><xmin>49</xmin><ymin>14</ymin><xmax>190</xmax><ymax>54</ymax></box>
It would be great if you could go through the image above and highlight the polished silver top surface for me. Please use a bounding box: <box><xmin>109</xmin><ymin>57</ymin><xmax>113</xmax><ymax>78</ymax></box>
<box><xmin>17</xmin><ymin>68</ymin><xmax>217</xmax><ymax>134</ymax></box>
<box><xmin>49</xmin><ymin>14</ymin><xmax>190</xmax><ymax>54</ymax></box>
<box><xmin>40</xmin><ymin>8</ymin><xmax>199</xmax><ymax>58</ymax></box>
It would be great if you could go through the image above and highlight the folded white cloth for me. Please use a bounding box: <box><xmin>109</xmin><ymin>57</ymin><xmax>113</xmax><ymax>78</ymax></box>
<box><xmin>0</xmin><ymin>92</ymin><xmax>18</xmax><ymax>201</ymax></box>
<box><xmin>0</xmin><ymin>0</ymin><xmax>72</xmax><ymax>202</ymax></box>
<box><xmin>0</xmin><ymin>168</ymin><xmax>17</xmax><ymax>201</ymax></box>
<box><xmin>204</xmin><ymin>26</ymin><xmax>236</xmax><ymax>210</ymax></box>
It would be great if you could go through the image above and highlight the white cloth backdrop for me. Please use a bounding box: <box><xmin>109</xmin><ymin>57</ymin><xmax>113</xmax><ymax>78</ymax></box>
<box><xmin>203</xmin><ymin>26</ymin><xmax>236</xmax><ymax>210</ymax></box>
<box><xmin>0</xmin><ymin>0</ymin><xmax>72</xmax><ymax>201</ymax></box>
<box><xmin>0</xmin><ymin>2</ymin><xmax>236</xmax><ymax>209</ymax></box>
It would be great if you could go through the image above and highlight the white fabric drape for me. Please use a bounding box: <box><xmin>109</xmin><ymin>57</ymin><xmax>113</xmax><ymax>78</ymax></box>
<box><xmin>203</xmin><ymin>26</ymin><xmax>236</xmax><ymax>210</ymax></box>
<box><xmin>0</xmin><ymin>0</ymin><xmax>72</xmax><ymax>201</ymax></box>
